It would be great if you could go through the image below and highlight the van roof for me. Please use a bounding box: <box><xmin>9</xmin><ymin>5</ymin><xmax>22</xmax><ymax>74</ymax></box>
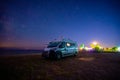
<box><xmin>62</xmin><ymin>39</ymin><xmax>76</xmax><ymax>43</ymax></box>
<box><xmin>50</xmin><ymin>39</ymin><xmax>77</xmax><ymax>43</ymax></box>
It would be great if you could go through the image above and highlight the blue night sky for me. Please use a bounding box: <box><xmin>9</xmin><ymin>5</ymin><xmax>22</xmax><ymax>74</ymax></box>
<box><xmin>0</xmin><ymin>0</ymin><xmax>120</xmax><ymax>49</ymax></box>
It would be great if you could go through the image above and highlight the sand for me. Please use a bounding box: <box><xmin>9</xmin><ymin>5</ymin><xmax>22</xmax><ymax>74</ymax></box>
<box><xmin>0</xmin><ymin>52</ymin><xmax>120</xmax><ymax>80</ymax></box>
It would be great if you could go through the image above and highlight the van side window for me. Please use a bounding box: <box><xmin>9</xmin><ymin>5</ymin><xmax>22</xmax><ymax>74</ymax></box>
<box><xmin>66</xmin><ymin>43</ymin><xmax>76</xmax><ymax>47</ymax></box>
<box><xmin>70</xmin><ymin>43</ymin><xmax>75</xmax><ymax>47</ymax></box>
<box><xmin>59</xmin><ymin>42</ymin><xmax>65</xmax><ymax>48</ymax></box>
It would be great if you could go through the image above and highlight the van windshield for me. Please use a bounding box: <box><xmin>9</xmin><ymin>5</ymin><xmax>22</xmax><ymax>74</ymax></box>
<box><xmin>47</xmin><ymin>42</ymin><xmax>61</xmax><ymax>48</ymax></box>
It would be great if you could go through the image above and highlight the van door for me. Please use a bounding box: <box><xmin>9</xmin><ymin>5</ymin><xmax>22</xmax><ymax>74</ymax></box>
<box><xmin>65</xmin><ymin>42</ymin><xmax>74</xmax><ymax>55</ymax></box>
<box><xmin>59</xmin><ymin>42</ymin><xmax>68</xmax><ymax>56</ymax></box>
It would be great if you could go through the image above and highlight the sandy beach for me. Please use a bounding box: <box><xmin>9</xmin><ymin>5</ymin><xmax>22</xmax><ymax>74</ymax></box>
<box><xmin>0</xmin><ymin>52</ymin><xmax>120</xmax><ymax>80</ymax></box>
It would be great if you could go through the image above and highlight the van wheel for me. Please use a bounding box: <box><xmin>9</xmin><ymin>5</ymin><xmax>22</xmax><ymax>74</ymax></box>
<box><xmin>56</xmin><ymin>53</ymin><xmax>61</xmax><ymax>59</ymax></box>
<box><xmin>73</xmin><ymin>52</ymin><xmax>77</xmax><ymax>56</ymax></box>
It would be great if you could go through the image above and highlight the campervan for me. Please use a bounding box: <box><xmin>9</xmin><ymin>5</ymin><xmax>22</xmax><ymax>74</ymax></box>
<box><xmin>42</xmin><ymin>39</ymin><xmax>78</xmax><ymax>59</ymax></box>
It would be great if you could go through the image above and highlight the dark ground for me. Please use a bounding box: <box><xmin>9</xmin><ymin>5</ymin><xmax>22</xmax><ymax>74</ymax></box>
<box><xmin>0</xmin><ymin>52</ymin><xmax>120</xmax><ymax>80</ymax></box>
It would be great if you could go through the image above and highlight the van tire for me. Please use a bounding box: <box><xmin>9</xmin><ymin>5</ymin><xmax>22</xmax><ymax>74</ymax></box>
<box><xmin>73</xmin><ymin>52</ymin><xmax>77</xmax><ymax>56</ymax></box>
<box><xmin>49</xmin><ymin>50</ymin><xmax>55</xmax><ymax>59</ymax></box>
<box><xmin>56</xmin><ymin>53</ymin><xmax>62</xmax><ymax>60</ymax></box>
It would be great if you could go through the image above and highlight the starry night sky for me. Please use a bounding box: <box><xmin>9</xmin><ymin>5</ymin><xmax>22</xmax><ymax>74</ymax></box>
<box><xmin>0</xmin><ymin>0</ymin><xmax>120</xmax><ymax>49</ymax></box>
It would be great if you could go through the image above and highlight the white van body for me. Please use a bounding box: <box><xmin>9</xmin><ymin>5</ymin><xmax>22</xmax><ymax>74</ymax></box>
<box><xmin>42</xmin><ymin>39</ymin><xmax>78</xmax><ymax>59</ymax></box>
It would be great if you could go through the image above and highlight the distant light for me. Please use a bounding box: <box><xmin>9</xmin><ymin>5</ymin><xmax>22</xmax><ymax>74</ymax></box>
<box><xmin>117</xmin><ymin>47</ymin><xmax>120</xmax><ymax>52</ymax></box>
<box><xmin>85</xmin><ymin>47</ymin><xmax>93</xmax><ymax>51</ymax></box>
<box><xmin>79</xmin><ymin>44</ymin><xmax>85</xmax><ymax>50</ymax></box>
<box><xmin>92</xmin><ymin>41</ymin><xmax>97</xmax><ymax>45</ymax></box>
<box><xmin>99</xmin><ymin>47</ymin><xmax>103</xmax><ymax>49</ymax></box>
